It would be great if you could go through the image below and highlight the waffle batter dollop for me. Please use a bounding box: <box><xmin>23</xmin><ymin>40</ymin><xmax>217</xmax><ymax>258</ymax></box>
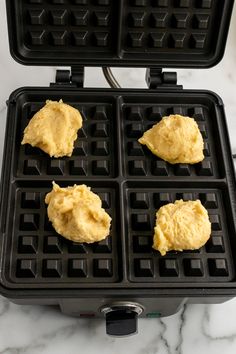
<box><xmin>45</xmin><ymin>182</ymin><xmax>111</xmax><ymax>243</ymax></box>
<box><xmin>22</xmin><ymin>100</ymin><xmax>83</xmax><ymax>158</ymax></box>
<box><xmin>138</xmin><ymin>114</ymin><xmax>204</xmax><ymax>164</ymax></box>
<box><xmin>153</xmin><ymin>200</ymin><xmax>211</xmax><ymax>256</ymax></box>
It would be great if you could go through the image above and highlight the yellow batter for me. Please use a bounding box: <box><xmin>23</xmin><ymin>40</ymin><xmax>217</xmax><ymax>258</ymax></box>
<box><xmin>22</xmin><ymin>100</ymin><xmax>83</xmax><ymax>158</ymax></box>
<box><xmin>138</xmin><ymin>114</ymin><xmax>204</xmax><ymax>164</ymax></box>
<box><xmin>153</xmin><ymin>200</ymin><xmax>211</xmax><ymax>256</ymax></box>
<box><xmin>45</xmin><ymin>182</ymin><xmax>111</xmax><ymax>243</ymax></box>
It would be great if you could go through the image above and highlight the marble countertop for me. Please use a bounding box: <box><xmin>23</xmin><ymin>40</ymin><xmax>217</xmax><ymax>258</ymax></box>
<box><xmin>0</xmin><ymin>1</ymin><xmax>236</xmax><ymax>353</ymax></box>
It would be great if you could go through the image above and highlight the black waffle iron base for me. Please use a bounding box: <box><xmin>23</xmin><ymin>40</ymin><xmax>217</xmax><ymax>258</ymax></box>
<box><xmin>1</xmin><ymin>83</ymin><xmax>236</xmax><ymax>336</ymax></box>
<box><xmin>1</xmin><ymin>0</ymin><xmax>236</xmax><ymax>337</ymax></box>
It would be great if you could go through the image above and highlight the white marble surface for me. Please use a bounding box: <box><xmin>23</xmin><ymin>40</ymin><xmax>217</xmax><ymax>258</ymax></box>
<box><xmin>0</xmin><ymin>1</ymin><xmax>236</xmax><ymax>353</ymax></box>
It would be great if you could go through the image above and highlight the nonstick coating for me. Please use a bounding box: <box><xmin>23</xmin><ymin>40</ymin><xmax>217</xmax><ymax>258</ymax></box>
<box><xmin>6</xmin><ymin>0</ymin><xmax>235</xmax><ymax>67</ymax></box>
<box><xmin>0</xmin><ymin>88</ymin><xmax>236</xmax><ymax>293</ymax></box>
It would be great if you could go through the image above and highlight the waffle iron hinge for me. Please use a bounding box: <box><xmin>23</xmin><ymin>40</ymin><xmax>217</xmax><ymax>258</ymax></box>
<box><xmin>146</xmin><ymin>68</ymin><xmax>183</xmax><ymax>90</ymax></box>
<box><xmin>50</xmin><ymin>66</ymin><xmax>84</xmax><ymax>88</ymax></box>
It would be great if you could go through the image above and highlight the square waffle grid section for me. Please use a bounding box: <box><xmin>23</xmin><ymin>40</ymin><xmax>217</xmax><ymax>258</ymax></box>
<box><xmin>4</xmin><ymin>181</ymin><xmax>121</xmax><ymax>286</ymax></box>
<box><xmin>120</xmin><ymin>95</ymin><xmax>224</xmax><ymax>178</ymax></box>
<box><xmin>20</xmin><ymin>0</ymin><xmax>119</xmax><ymax>57</ymax></box>
<box><xmin>17</xmin><ymin>96</ymin><xmax>117</xmax><ymax>178</ymax></box>
<box><xmin>121</xmin><ymin>0</ymin><xmax>221</xmax><ymax>58</ymax></box>
<box><xmin>124</xmin><ymin>185</ymin><xmax>235</xmax><ymax>283</ymax></box>
<box><xmin>10</xmin><ymin>0</ymin><xmax>230</xmax><ymax>65</ymax></box>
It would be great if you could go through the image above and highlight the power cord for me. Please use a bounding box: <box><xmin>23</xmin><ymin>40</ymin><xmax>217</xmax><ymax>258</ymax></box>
<box><xmin>102</xmin><ymin>67</ymin><xmax>121</xmax><ymax>88</ymax></box>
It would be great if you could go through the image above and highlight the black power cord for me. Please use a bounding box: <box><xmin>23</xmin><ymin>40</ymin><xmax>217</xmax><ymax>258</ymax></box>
<box><xmin>102</xmin><ymin>67</ymin><xmax>121</xmax><ymax>88</ymax></box>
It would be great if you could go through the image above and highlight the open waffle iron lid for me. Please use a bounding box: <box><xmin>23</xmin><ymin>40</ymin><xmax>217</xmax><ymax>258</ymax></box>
<box><xmin>5</xmin><ymin>0</ymin><xmax>235</xmax><ymax>68</ymax></box>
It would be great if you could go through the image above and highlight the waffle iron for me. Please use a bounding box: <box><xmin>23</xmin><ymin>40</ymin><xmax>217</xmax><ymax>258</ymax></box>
<box><xmin>1</xmin><ymin>0</ymin><xmax>236</xmax><ymax>337</ymax></box>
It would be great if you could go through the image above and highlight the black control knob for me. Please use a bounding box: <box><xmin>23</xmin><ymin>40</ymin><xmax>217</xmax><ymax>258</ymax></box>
<box><xmin>101</xmin><ymin>302</ymin><xmax>143</xmax><ymax>337</ymax></box>
<box><xmin>106</xmin><ymin>309</ymin><xmax>137</xmax><ymax>336</ymax></box>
